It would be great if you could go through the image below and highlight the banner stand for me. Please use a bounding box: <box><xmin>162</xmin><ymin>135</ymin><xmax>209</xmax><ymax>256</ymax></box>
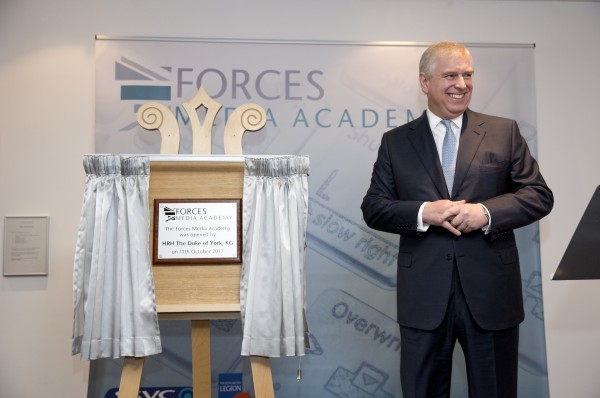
<box><xmin>117</xmin><ymin>87</ymin><xmax>274</xmax><ymax>398</ymax></box>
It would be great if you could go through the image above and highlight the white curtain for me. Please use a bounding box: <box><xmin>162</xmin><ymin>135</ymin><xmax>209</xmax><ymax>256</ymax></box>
<box><xmin>72</xmin><ymin>155</ymin><xmax>161</xmax><ymax>360</ymax></box>
<box><xmin>240</xmin><ymin>155</ymin><xmax>310</xmax><ymax>357</ymax></box>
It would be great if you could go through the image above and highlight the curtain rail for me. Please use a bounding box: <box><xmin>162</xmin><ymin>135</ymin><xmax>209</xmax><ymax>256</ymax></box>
<box><xmin>94</xmin><ymin>35</ymin><xmax>535</xmax><ymax>49</ymax></box>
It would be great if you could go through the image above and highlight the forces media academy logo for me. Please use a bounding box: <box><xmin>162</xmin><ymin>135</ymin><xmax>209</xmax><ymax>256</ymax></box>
<box><xmin>115</xmin><ymin>56</ymin><xmax>173</xmax><ymax>131</ymax></box>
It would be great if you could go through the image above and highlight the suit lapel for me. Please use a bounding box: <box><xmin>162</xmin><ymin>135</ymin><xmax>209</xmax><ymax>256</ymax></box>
<box><xmin>407</xmin><ymin>112</ymin><xmax>448</xmax><ymax>198</ymax></box>
<box><xmin>453</xmin><ymin>109</ymin><xmax>486</xmax><ymax>196</ymax></box>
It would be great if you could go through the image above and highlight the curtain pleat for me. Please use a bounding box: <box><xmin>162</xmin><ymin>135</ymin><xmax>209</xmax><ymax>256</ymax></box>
<box><xmin>72</xmin><ymin>155</ymin><xmax>161</xmax><ymax>360</ymax></box>
<box><xmin>241</xmin><ymin>155</ymin><xmax>309</xmax><ymax>357</ymax></box>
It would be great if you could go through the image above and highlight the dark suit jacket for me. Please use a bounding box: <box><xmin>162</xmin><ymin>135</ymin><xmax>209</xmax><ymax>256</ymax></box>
<box><xmin>361</xmin><ymin>109</ymin><xmax>553</xmax><ymax>331</ymax></box>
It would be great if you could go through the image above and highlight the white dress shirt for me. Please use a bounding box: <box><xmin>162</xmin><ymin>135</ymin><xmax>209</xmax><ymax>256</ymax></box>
<box><xmin>416</xmin><ymin>110</ymin><xmax>491</xmax><ymax>233</ymax></box>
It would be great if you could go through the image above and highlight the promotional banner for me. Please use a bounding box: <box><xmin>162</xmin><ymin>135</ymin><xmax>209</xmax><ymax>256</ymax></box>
<box><xmin>89</xmin><ymin>38</ymin><xmax>548</xmax><ymax>397</ymax></box>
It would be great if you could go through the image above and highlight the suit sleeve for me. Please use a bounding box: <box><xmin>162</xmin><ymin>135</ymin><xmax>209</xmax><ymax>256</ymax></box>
<box><xmin>481</xmin><ymin>120</ymin><xmax>553</xmax><ymax>240</ymax></box>
<box><xmin>361</xmin><ymin>133</ymin><xmax>423</xmax><ymax>236</ymax></box>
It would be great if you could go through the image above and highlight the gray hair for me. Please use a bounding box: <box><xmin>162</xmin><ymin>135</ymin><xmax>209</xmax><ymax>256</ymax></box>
<box><xmin>419</xmin><ymin>41</ymin><xmax>472</xmax><ymax>78</ymax></box>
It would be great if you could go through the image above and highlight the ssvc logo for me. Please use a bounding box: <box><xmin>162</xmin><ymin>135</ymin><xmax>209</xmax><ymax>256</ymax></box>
<box><xmin>105</xmin><ymin>387</ymin><xmax>192</xmax><ymax>398</ymax></box>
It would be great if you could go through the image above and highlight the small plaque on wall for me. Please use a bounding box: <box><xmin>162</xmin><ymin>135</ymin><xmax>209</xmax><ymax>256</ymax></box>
<box><xmin>3</xmin><ymin>216</ymin><xmax>49</xmax><ymax>276</ymax></box>
<box><xmin>153</xmin><ymin>199</ymin><xmax>242</xmax><ymax>264</ymax></box>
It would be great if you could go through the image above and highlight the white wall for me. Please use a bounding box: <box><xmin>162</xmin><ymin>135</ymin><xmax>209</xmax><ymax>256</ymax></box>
<box><xmin>1</xmin><ymin>0</ymin><xmax>599</xmax><ymax>397</ymax></box>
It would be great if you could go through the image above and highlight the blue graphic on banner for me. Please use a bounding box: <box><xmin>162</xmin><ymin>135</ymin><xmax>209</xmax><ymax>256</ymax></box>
<box><xmin>121</xmin><ymin>85</ymin><xmax>171</xmax><ymax>101</ymax></box>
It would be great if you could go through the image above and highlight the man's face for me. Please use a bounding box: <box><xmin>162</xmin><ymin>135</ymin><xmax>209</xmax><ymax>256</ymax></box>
<box><xmin>419</xmin><ymin>51</ymin><xmax>474</xmax><ymax>119</ymax></box>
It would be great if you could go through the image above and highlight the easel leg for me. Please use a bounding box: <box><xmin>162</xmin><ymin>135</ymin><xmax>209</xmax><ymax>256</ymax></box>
<box><xmin>250</xmin><ymin>356</ymin><xmax>275</xmax><ymax>398</ymax></box>
<box><xmin>118</xmin><ymin>356</ymin><xmax>145</xmax><ymax>398</ymax></box>
<box><xmin>192</xmin><ymin>320</ymin><xmax>212</xmax><ymax>398</ymax></box>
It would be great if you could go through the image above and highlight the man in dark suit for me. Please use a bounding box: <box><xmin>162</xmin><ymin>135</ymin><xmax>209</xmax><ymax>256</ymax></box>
<box><xmin>361</xmin><ymin>42</ymin><xmax>553</xmax><ymax>398</ymax></box>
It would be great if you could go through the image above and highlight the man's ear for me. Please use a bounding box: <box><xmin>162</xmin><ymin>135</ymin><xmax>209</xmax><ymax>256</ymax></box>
<box><xmin>419</xmin><ymin>72</ymin><xmax>429</xmax><ymax>94</ymax></box>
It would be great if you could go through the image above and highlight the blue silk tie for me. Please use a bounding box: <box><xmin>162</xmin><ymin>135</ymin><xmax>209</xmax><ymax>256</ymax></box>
<box><xmin>441</xmin><ymin>119</ymin><xmax>457</xmax><ymax>194</ymax></box>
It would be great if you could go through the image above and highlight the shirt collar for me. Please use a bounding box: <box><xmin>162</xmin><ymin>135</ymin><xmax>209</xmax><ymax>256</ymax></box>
<box><xmin>426</xmin><ymin>109</ymin><xmax>463</xmax><ymax>131</ymax></box>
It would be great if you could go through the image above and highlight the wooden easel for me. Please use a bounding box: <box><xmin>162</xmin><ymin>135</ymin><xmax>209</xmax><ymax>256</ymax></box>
<box><xmin>117</xmin><ymin>86</ymin><xmax>275</xmax><ymax>398</ymax></box>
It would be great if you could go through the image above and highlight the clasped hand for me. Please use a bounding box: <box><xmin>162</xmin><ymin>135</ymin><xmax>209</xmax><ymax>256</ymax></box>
<box><xmin>423</xmin><ymin>200</ymin><xmax>488</xmax><ymax>236</ymax></box>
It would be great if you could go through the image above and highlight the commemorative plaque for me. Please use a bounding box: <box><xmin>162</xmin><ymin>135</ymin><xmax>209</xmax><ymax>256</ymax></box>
<box><xmin>153</xmin><ymin>199</ymin><xmax>242</xmax><ymax>264</ymax></box>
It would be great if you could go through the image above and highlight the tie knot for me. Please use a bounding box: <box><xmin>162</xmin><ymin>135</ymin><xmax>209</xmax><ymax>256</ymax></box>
<box><xmin>441</xmin><ymin>119</ymin><xmax>452</xmax><ymax>130</ymax></box>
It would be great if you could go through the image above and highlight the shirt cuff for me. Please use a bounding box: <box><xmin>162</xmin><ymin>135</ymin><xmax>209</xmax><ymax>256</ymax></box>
<box><xmin>478</xmin><ymin>203</ymin><xmax>491</xmax><ymax>234</ymax></box>
<box><xmin>417</xmin><ymin>202</ymin><xmax>430</xmax><ymax>232</ymax></box>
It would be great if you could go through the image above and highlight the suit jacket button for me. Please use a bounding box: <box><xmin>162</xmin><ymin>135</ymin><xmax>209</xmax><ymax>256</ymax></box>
<box><xmin>446</xmin><ymin>253</ymin><xmax>453</xmax><ymax>261</ymax></box>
